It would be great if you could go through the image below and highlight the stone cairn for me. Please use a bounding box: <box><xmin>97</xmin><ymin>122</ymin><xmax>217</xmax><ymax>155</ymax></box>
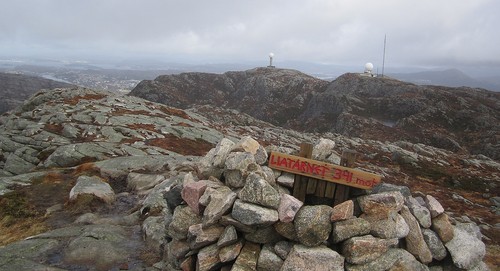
<box><xmin>141</xmin><ymin>136</ymin><xmax>488</xmax><ymax>271</ymax></box>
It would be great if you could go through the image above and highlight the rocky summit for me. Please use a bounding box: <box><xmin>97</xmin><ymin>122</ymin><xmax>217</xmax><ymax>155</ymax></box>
<box><xmin>0</xmin><ymin>83</ymin><xmax>498</xmax><ymax>270</ymax></box>
<box><xmin>130</xmin><ymin>68</ymin><xmax>500</xmax><ymax>160</ymax></box>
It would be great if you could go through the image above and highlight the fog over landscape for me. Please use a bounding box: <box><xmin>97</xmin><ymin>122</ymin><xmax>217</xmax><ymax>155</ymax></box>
<box><xmin>1</xmin><ymin>0</ymin><xmax>499</xmax><ymax>77</ymax></box>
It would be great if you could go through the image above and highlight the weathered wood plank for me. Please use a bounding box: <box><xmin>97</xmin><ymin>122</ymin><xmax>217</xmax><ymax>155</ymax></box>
<box><xmin>292</xmin><ymin>143</ymin><xmax>313</xmax><ymax>202</ymax></box>
<box><xmin>324</xmin><ymin>182</ymin><xmax>336</xmax><ymax>198</ymax></box>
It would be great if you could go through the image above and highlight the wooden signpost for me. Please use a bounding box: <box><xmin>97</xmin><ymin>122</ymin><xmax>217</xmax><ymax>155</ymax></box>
<box><xmin>268</xmin><ymin>143</ymin><xmax>382</xmax><ymax>205</ymax></box>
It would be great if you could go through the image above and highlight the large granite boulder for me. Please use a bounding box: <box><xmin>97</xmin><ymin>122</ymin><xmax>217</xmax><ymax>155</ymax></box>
<box><xmin>69</xmin><ymin>175</ymin><xmax>115</xmax><ymax>204</ymax></box>
<box><xmin>445</xmin><ymin>226</ymin><xmax>486</xmax><ymax>269</ymax></box>
<box><xmin>294</xmin><ymin>205</ymin><xmax>333</xmax><ymax>247</ymax></box>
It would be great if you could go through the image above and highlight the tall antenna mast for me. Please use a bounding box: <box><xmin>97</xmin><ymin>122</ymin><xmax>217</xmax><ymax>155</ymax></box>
<box><xmin>381</xmin><ymin>34</ymin><xmax>386</xmax><ymax>77</ymax></box>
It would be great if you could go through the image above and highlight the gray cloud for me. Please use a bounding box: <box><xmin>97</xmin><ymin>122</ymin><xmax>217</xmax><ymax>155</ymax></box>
<box><xmin>1</xmin><ymin>0</ymin><xmax>499</xmax><ymax>69</ymax></box>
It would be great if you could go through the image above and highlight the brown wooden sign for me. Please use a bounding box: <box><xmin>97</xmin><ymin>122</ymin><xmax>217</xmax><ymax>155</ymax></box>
<box><xmin>269</xmin><ymin>151</ymin><xmax>382</xmax><ymax>190</ymax></box>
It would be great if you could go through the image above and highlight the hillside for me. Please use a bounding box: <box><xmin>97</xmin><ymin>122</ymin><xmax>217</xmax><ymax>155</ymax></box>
<box><xmin>0</xmin><ymin>87</ymin><xmax>498</xmax><ymax>270</ymax></box>
<box><xmin>0</xmin><ymin>72</ymin><xmax>74</xmax><ymax>114</ymax></box>
<box><xmin>130</xmin><ymin>68</ymin><xmax>500</xmax><ymax>160</ymax></box>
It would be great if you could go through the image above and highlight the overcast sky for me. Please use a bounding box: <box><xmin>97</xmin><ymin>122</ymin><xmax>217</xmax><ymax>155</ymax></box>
<box><xmin>1</xmin><ymin>0</ymin><xmax>499</xmax><ymax>72</ymax></box>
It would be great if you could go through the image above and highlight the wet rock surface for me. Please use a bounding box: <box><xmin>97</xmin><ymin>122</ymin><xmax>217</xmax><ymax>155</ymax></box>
<box><xmin>0</xmin><ymin>87</ymin><xmax>497</xmax><ymax>270</ymax></box>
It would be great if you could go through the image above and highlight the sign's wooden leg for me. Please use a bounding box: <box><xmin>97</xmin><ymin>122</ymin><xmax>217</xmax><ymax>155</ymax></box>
<box><xmin>292</xmin><ymin>143</ymin><xmax>313</xmax><ymax>202</ymax></box>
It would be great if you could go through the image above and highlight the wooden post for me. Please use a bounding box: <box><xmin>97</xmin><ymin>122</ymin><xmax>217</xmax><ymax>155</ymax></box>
<box><xmin>333</xmin><ymin>150</ymin><xmax>357</xmax><ymax>205</ymax></box>
<box><xmin>292</xmin><ymin>143</ymin><xmax>313</xmax><ymax>202</ymax></box>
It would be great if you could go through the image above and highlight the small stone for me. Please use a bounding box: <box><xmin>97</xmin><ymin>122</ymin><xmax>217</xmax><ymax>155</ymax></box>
<box><xmin>281</xmin><ymin>245</ymin><xmax>344</xmax><ymax>271</ymax></box>
<box><xmin>181</xmin><ymin>180</ymin><xmax>207</xmax><ymax>215</ymax></box>
<box><xmin>400</xmin><ymin>206</ymin><xmax>433</xmax><ymax>264</ymax></box>
<box><xmin>197</xmin><ymin>243</ymin><xmax>221</xmax><ymax>271</ymax></box>
<box><xmin>69</xmin><ymin>175</ymin><xmax>115</xmax><ymax>204</ymax></box>
<box><xmin>371</xmin><ymin>183</ymin><xmax>411</xmax><ymax>198</ymax></box>
<box><xmin>345</xmin><ymin>248</ymin><xmax>427</xmax><ymax>271</ymax></box>
<box><xmin>358</xmin><ymin>191</ymin><xmax>404</xmax><ymax>219</ymax></box>
<box><xmin>312</xmin><ymin>138</ymin><xmax>336</xmax><ymax>160</ymax></box>
<box><xmin>362</xmin><ymin>211</ymin><xmax>408</xmax><ymax>239</ymax></box>
<box><xmin>232</xmin><ymin>242</ymin><xmax>260</xmax><ymax>271</ymax></box>
<box><xmin>238</xmin><ymin>173</ymin><xmax>280</xmax><ymax>209</ymax></box>
<box><xmin>219</xmin><ymin>239</ymin><xmax>243</xmax><ymax>263</ymax></box>
<box><xmin>217</xmin><ymin>225</ymin><xmax>238</xmax><ymax>247</ymax></box>
<box><xmin>431</xmin><ymin>213</ymin><xmax>454</xmax><ymax>243</ymax></box>
<box><xmin>331</xmin><ymin>200</ymin><xmax>354</xmax><ymax>222</ymax></box>
<box><xmin>244</xmin><ymin>226</ymin><xmax>282</xmax><ymax>244</ymax></box>
<box><xmin>274</xmin><ymin>222</ymin><xmax>298</xmax><ymax>241</ymax></box>
<box><xmin>278</xmin><ymin>194</ymin><xmax>303</xmax><ymax>223</ymax></box>
<box><xmin>231</xmin><ymin>199</ymin><xmax>278</xmax><ymax>226</ymax></box>
<box><xmin>342</xmin><ymin>235</ymin><xmax>398</xmax><ymax>265</ymax></box>
<box><xmin>257</xmin><ymin>244</ymin><xmax>284</xmax><ymax>271</ymax></box>
<box><xmin>187</xmin><ymin>224</ymin><xmax>224</xmax><ymax>250</ymax></box>
<box><xmin>277</xmin><ymin>172</ymin><xmax>295</xmax><ymax>188</ymax></box>
<box><xmin>219</xmin><ymin>215</ymin><xmax>255</xmax><ymax>233</ymax></box>
<box><xmin>167</xmin><ymin>205</ymin><xmax>202</xmax><ymax>240</ymax></box>
<box><xmin>331</xmin><ymin>218</ymin><xmax>371</xmax><ymax>243</ymax></box>
<box><xmin>180</xmin><ymin>256</ymin><xmax>195</xmax><ymax>271</ymax></box>
<box><xmin>202</xmin><ymin>186</ymin><xmax>237</xmax><ymax>227</ymax></box>
<box><xmin>274</xmin><ymin>241</ymin><xmax>293</xmax><ymax>260</ymax></box>
<box><xmin>406</xmin><ymin>196</ymin><xmax>432</xmax><ymax>228</ymax></box>
<box><xmin>422</xmin><ymin>229</ymin><xmax>447</xmax><ymax>261</ymax></box>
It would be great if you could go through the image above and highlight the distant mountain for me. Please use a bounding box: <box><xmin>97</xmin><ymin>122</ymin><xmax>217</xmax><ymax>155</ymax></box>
<box><xmin>130</xmin><ymin>68</ymin><xmax>500</xmax><ymax>159</ymax></box>
<box><xmin>0</xmin><ymin>72</ymin><xmax>74</xmax><ymax>114</ymax></box>
<box><xmin>389</xmin><ymin>69</ymin><xmax>500</xmax><ymax>91</ymax></box>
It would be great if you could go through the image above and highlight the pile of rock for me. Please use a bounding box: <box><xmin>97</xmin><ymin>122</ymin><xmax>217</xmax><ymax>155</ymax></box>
<box><xmin>138</xmin><ymin>136</ymin><xmax>488</xmax><ymax>271</ymax></box>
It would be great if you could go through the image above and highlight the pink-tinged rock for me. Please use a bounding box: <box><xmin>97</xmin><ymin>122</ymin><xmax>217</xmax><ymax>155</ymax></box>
<box><xmin>219</xmin><ymin>239</ymin><xmax>243</xmax><ymax>263</ymax></box>
<box><xmin>331</xmin><ymin>200</ymin><xmax>354</xmax><ymax>222</ymax></box>
<box><xmin>232</xmin><ymin>241</ymin><xmax>261</xmax><ymax>270</ymax></box>
<box><xmin>181</xmin><ymin>180</ymin><xmax>207</xmax><ymax>215</ymax></box>
<box><xmin>425</xmin><ymin>195</ymin><xmax>445</xmax><ymax>218</ymax></box>
<box><xmin>431</xmin><ymin>213</ymin><xmax>454</xmax><ymax>243</ymax></box>
<box><xmin>197</xmin><ymin>243</ymin><xmax>221</xmax><ymax>271</ymax></box>
<box><xmin>279</xmin><ymin>194</ymin><xmax>303</xmax><ymax>223</ymax></box>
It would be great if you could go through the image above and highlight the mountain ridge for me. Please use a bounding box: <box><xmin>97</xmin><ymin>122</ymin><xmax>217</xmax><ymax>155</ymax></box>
<box><xmin>130</xmin><ymin>68</ymin><xmax>500</xmax><ymax>160</ymax></box>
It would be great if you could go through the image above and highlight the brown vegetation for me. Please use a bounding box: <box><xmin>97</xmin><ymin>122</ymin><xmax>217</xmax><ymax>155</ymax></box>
<box><xmin>145</xmin><ymin>134</ymin><xmax>214</xmax><ymax>156</ymax></box>
<box><xmin>63</xmin><ymin>94</ymin><xmax>107</xmax><ymax>106</ymax></box>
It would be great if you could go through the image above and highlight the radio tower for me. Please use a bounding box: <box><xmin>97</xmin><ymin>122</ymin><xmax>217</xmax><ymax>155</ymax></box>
<box><xmin>381</xmin><ymin>34</ymin><xmax>386</xmax><ymax>77</ymax></box>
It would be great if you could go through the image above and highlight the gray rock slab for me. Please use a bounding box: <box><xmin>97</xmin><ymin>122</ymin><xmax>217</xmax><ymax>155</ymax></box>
<box><xmin>238</xmin><ymin>172</ymin><xmax>280</xmax><ymax>209</ymax></box>
<box><xmin>281</xmin><ymin>245</ymin><xmax>344</xmax><ymax>271</ymax></box>
<box><xmin>332</xmin><ymin>217</ymin><xmax>371</xmax><ymax>243</ymax></box>
<box><xmin>445</xmin><ymin>226</ymin><xmax>486</xmax><ymax>270</ymax></box>
<box><xmin>257</xmin><ymin>244</ymin><xmax>284</xmax><ymax>271</ymax></box>
<box><xmin>231</xmin><ymin>199</ymin><xmax>278</xmax><ymax>226</ymax></box>
<box><xmin>294</xmin><ymin>205</ymin><xmax>332</xmax><ymax>247</ymax></box>
<box><xmin>69</xmin><ymin>175</ymin><xmax>116</xmax><ymax>204</ymax></box>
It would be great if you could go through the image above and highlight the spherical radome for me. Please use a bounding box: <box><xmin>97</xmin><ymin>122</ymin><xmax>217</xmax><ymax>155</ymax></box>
<box><xmin>269</xmin><ymin>52</ymin><xmax>275</xmax><ymax>58</ymax></box>
<box><xmin>365</xmin><ymin>62</ymin><xmax>374</xmax><ymax>71</ymax></box>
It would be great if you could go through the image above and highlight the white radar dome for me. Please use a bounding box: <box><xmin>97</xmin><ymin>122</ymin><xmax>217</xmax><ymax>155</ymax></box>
<box><xmin>269</xmin><ymin>52</ymin><xmax>275</xmax><ymax>58</ymax></box>
<box><xmin>365</xmin><ymin>62</ymin><xmax>374</xmax><ymax>71</ymax></box>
